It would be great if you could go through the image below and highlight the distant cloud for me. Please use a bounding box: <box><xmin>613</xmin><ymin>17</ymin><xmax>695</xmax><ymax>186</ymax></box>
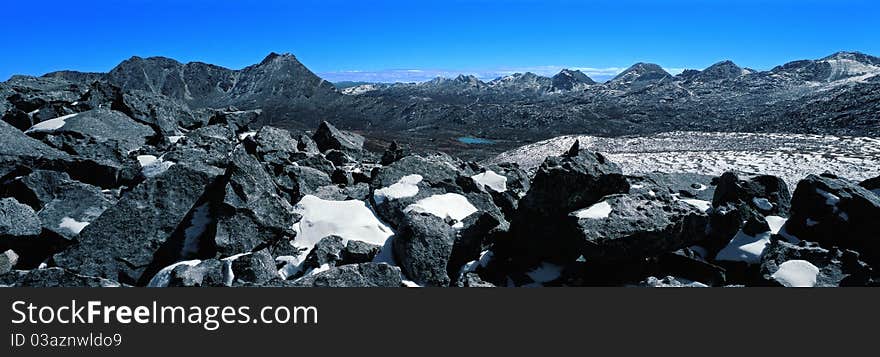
<box><xmin>319</xmin><ymin>65</ymin><xmax>685</xmax><ymax>83</ymax></box>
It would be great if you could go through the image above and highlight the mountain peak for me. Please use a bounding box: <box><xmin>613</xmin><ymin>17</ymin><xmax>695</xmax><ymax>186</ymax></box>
<box><xmin>260</xmin><ymin>52</ymin><xmax>299</xmax><ymax>65</ymax></box>
<box><xmin>698</xmin><ymin>60</ymin><xmax>747</xmax><ymax>80</ymax></box>
<box><xmin>551</xmin><ymin>69</ymin><xmax>595</xmax><ymax>90</ymax></box>
<box><xmin>610</xmin><ymin>62</ymin><xmax>670</xmax><ymax>84</ymax></box>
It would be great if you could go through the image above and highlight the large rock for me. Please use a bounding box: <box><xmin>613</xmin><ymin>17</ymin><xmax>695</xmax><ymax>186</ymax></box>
<box><xmin>0</xmin><ymin>120</ymin><xmax>125</xmax><ymax>188</ymax></box>
<box><xmin>53</xmin><ymin>163</ymin><xmax>224</xmax><ymax>285</ymax></box>
<box><xmin>312</xmin><ymin>121</ymin><xmax>364</xmax><ymax>157</ymax></box>
<box><xmin>712</xmin><ymin>172</ymin><xmax>791</xmax><ymax>216</ymax></box>
<box><xmin>163</xmin><ymin>124</ymin><xmax>237</xmax><ymax>170</ymax></box>
<box><xmin>393</xmin><ymin>212</ymin><xmax>458</xmax><ymax>286</ymax></box>
<box><xmin>208</xmin><ymin>108</ymin><xmax>261</xmax><ymax>133</ymax></box>
<box><xmin>785</xmin><ymin>174</ymin><xmax>880</xmax><ymax>266</ymax></box>
<box><xmin>290</xmin><ymin>263</ymin><xmax>402</xmax><ymax>287</ymax></box>
<box><xmin>0</xmin><ymin>197</ymin><xmax>61</xmax><ymax>268</ymax></box>
<box><xmin>80</xmin><ymin>81</ymin><xmax>199</xmax><ymax>137</ymax></box>
<box><xmin>508</xmin><ymin>142</ymin><xmax>630</xmax><ymax>263</ymax></box>
<box><xmin>0</xmin><ymin>249</ymin><xmax>19</xmax><ymax>274</ymax></box>
<box><xmin>760</xmin><ymin>239</ymin><xmax>872</xmax><ymax>287</ymax></box>
<box><xmin>230</xmin><ymin>249</ymin><xmax>278</xmax><ymax>285</ymax></box>
<box><xmin>1</xmin><ymin>170</ymin><xmax>115</xmax><ymax>240</ymax></box>
<box><xmin>569</xmin><ymin>193</ymin><xmax>709</xmax><ymax>262</ymax></box>
<box><xmin>212</xmin><ymin>147</ymin><xmax>297</xmax><ymax>256</ymax></box>
<box><xmin>25</xmin><ymin>109</ymin><xmax>154</xmax><ymax>164</ymax></box>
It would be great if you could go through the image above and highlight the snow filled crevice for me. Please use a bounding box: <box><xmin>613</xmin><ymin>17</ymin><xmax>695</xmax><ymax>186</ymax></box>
<box><xmin>58</xmin><ymin>217</ymin><xmax>90</xmax><ymax>235</ymax></box>
<box><xmin>137</xmin><ymin>154</ymin><xmax>175</xmax><ymax>178</ymax></box>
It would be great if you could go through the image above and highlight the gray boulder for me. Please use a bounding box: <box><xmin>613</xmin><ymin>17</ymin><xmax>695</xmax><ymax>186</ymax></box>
<box><xmin>53</xmin><ymin>163</ymin><xmax>224</xmax><ymax>285</ymax></box>
<box><xmin>0</xmin><ymin>249</ymin><xmax>19</xmax><ymax>275</ymax></box>
<box><xmin>393</xmin><ymin>212</ymin><xmax>458</xmax><ymax>286</ymax></box>
<box><xmin>712</xmin><ymin>172</ymin><xmax>791</xmax><ymax>216</ymax></box>
<box><xmin>570</xmin><ymin>193</ymin><xmax>709</xmax><ymax>262</ymax></box>
<box><xmin>760</xmin><ymin>239</ymin><xmax>872</xmax><ymax>287</ymax></box>
<box><xmin>230</xmin><ymin>249</ymin><xmax>278</xmax><ymax>285</ymax></box>
<box><xmin>312</xmin><ymin>121</ymin><xmax>364</xmax><ymax>157</ymax></box>
<box><xmin>785</xmin><ymin>174</ymin><xmax>880</xmax><ymax>266</ymax></box>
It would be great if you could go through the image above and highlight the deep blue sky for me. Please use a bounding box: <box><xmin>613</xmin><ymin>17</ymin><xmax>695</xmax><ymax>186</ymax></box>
<box><xmin>1</xmin><ymin>0</ymin><xmax>878</xmax><ymax>82</ymax></box>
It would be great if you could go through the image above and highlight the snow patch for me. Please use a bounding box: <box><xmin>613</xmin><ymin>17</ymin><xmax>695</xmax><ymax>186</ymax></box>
<box><xmin>237</xmin><ymin>131</ymin><xmax>256</xmax><ymax>141</ymax></box>
<box><xmin>574</xmin><ymin>200</ymin><xmax>612</xmax><ymax>219</ymax></box>
<box><xmin>287</xmin><ymin>195</ymin><xmax>394</xmax><ymax>276</ymax></box>
<box><xmin>765</xmin><ymin>215</ymin><xmax>787</xmax><ymax>234</ymax></box>
<box><xmin>25</xmin><ymin>113</ymin><xmax>78</xmax><ymax>133</ymax></box>
<box><xmin>58</xmin><ymin>217</ymin><xmax>89</xmax><ymax>234</ymax></box>
<box><xmin>373</xmin><ymin>174</ymin><xmax>422</xmax><ymax>204</ymax></box>
<box><xmin>471</xmin><ymin>170</ymin><xmax>507</xmax><ymax>192</ymax></box>
<box><xmin>772</xmin><ymin>260</ymin><xmax>820</xmax><ymax>287</ymax></box>
<box><xmin>404</xmin><ymin>193</ymin><xmax>478</xmax><ymax>227</ymax></box>
<box><xmin>681</xmin><ymin>199</ymin><xmax>711</xmax><ymax>212</ymax></box>
<box><xmin>137</xmin><ymin>155</ymin><xmax>175</xmax><ymax>178</ymax></box>
<box><xmin>715</xmin><ymin>230</ymin><xmax>771</xmax><ymax>264</ymax></box>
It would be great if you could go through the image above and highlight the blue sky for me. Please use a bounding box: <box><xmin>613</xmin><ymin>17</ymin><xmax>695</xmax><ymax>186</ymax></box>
<box><xmin>1</xmin><ymin>0</ymin><xmax>878</xmax><ymax>82</ymax></box>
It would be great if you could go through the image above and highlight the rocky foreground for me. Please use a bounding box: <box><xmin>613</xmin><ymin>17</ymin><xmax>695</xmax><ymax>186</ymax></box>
<box><xmin>1</xmin><ymin>98</ymin><xmax>879</xmax><ymax>287</ymax></box>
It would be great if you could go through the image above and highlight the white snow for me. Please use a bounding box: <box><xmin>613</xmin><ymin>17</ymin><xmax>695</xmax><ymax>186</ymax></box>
<box><xmin>715</xmin><ymin>230</ymin><xmax>772</xmax><ymax>264</ymax></box>
<box><xmin>403</xmin><ymin>193</ymin><xmax>478</xmax><ymax>227</ymax></box>
<box><xmin>489</xmin><ymin>132</ymin><xmax>880</xmax><ymax>188</ymax></box>
<box><xmin>147</xmin><ymin>260</ymin><xmax>201</xmax><ymax>287</ymax></box>
<box><xmin>373</xmin><ymin>174</ymin><xmax>422</xmax><ymax>204</ymax></box>
<box><xmin>525</xmin><ymin>262</ymin><xmax>564</xmax><ymax>284</ymax></box>
<box><xmin>771</xmin><ymin>260</ymin><xmax>820</xmax><ymax>287</ymax></box>
<box><xmin>765</xmin><ymin>215</ymin><xmax>788</xmax><ymax>234</ymax></box>
<box><xmin>237</xmin><ymin>131</ymin><xmax>257</xmax><ymax>141</ymax></box>
<box><xmin>681</xmin><ymin>199</ymin><xmax>711</xmax><ymax>212</ymax></box>
<box><xmin>470</xmin><ymin>170</ymin><xmax>507</xmax><ymax>192</ymax></box>
<box><xmin>285</xmin><ymin>195</ymin><xmax>394</xmax><ymax>276</ymax></box>
<box><xmin>222</xmin><ymin>253</ymin><xmax>250</xmax><ymax>286</ymax></box>
<box><xmin>574</xmin><ymin>200</ymin><xmax>613</xmax><ymax>219</ymax></box>
<box><xmin>24</xmin><ymin>113</ymin><xmax>78</xmax><ymax>133</ymax></box>
<box><xmin>137</xmin><ymin>155</ymin><xmax>175</xmax><ymax>178</ymax></box>
<box><xmin>181</xmin><ymin>204</ymin><xmax>211</xmax><ymax>256</ymax></box>
<box><xmin>752</xmin><ymin>197</ymin><xmax>773</xmax><ymax>211</ymax></box>
<box><xmin>58</xmin><ymin>217</ymin><xmax>89</xmax><ymax>234</ymax></box>
<box><xmin>168</xmin><ymin>135</ymin><xmax>184</xmax><ymax>144</ymax></box>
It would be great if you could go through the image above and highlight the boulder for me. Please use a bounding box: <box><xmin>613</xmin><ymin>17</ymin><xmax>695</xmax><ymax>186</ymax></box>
<box><xmin>291</xmin><ymin>262</ymin><xmax>402</xmax><ymax>287</ymax></box>
<box><xmin>393</xmin><ymin>212</ymin><xmax>458</xmax><ymax>286</ymax></box>
<box><xmin>212</xmin><ymin>147</ymin><xmax>297</xmax><ymax>256</ymax></box>
<box><xmin>785</xmin><ymin>174</ymin><xmax>880</xmax><ymax>265</ymax></box>
<box><xmin>301</xmin><ymin>236</ymin><xmax>346</xmax><ymax>272</ymax></box>
<box><xmin>312</xmin><ymin>121</ymin><xmax>365</xmax><ymax>157</ymax></box>
<box><xmin>53</xmin><ymin>163</ymin><xmax>224</xmax><ymax>285</ymax></box>
<box><xmin>0</xmin><ymin>119</ymin><xmax>125</xmax><ymax>188</ymax></box>
<box><xmin>341</xmin><ymin>240</ymin><xmax>382</xmax><ymax>265</ymax></box>
<box><xmin>712</xmin><ymin>172</ymin><xmax>791</xmax><ymax>216</ymax></box>
<box><xmin>230</xmin><ymin>249</ymin><xmax>278</xmax><ymax>285</ymax></box>
<box><xmin>760</xmin><ymin>239</ymin><xmax>872</xmax><ymax>287</ymax></box>
<box><xmin>860</xmin><ymin>175</ymin><xmax>880</xmax><ymax>196</ymax></box>
<box><xmin>569</xmin><ymin>193</ymin><xmax>709</xmax><ymax>262</ymax></box>
<box><xmin>163</xmin><ymin>124</ymin><xmax>237</xmax><ymax>170</ymax></box>
<box><xmin>25</xmin><ymin>109</ymin><xmax>154</xmax><ymax>164</ymax></box>
<box><xmin>208</xmin><ymin>108</ymin><xmax>261</xmax><ymax>133</ymax></box>
<box><xmin>1</xmin><ymin>170</ymin><xmax>115</xmax><ymax>240</ymax></box>
<box><xmin>0</xmin><ymin>249</ymin><xmax>19</xmax><ymax>275</ymax></box>
<box><xmin>508</xmin><ymin>142</ymin><xmax>630</xmax><ymax>263</ymax></box>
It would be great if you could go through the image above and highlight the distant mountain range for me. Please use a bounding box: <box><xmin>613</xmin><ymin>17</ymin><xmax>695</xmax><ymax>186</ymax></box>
<box><xmin>3</xmin><ymin>51</ymin><xmax>879</xmax><ymax>157</ymax></box>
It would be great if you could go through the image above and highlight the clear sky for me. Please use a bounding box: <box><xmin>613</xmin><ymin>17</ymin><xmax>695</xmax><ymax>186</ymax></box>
<box><xmin>1</xmin><ymin>0</ymin><xmax>878</xmax><ymax>82</ymax></box>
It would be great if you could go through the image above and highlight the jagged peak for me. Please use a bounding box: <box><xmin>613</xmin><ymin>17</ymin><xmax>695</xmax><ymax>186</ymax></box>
<box><xmin>259</xmin><ymin>52</ymin><xmax>300</xmax><ymax>65</ymax></box>
<box><xmin>611</xmin><ymin>62</ymin><xmax>670</xmax><ymax>82</ymax></box>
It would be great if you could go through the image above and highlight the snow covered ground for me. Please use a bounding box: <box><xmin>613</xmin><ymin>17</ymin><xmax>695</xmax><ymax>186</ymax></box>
<box><xmin>489</xmin><ymin>132</ymin><xmax>880</xmax><ymax>187</ymax></box>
